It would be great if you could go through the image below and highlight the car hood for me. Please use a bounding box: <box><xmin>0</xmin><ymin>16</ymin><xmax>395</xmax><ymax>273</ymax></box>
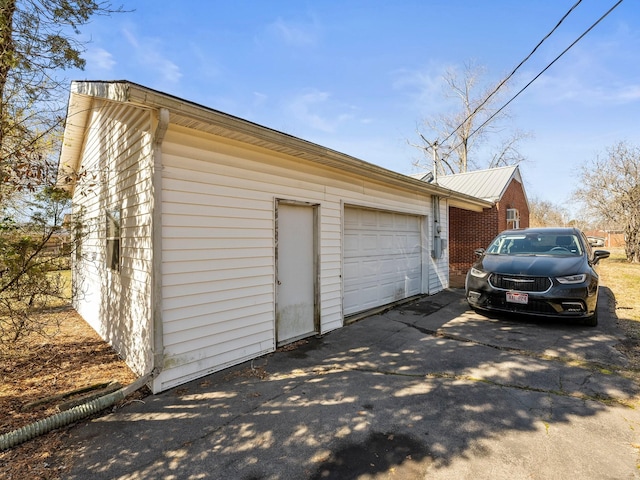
<box><xmin>477</xmin><ymin>254</ymin><xmax>585</xmax><ymax>277</ymax></box>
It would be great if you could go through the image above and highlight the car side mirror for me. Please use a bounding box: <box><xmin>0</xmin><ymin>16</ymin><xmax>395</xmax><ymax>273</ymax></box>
<box><xmin>474</xmin><ymin>248</ymin><xmax>485</xmax><ymax>257</ymax></box>
<box><xmin>593</xmin><ymin>250</ymin><xmax>610</xmax><ymax>264</ymax></box>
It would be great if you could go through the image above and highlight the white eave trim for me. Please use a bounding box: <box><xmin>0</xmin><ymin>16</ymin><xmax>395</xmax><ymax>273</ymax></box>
<box><xmin>58</xmin><ymin>80</ymin><xmax>492</xmax><ymax>212</ymax></box>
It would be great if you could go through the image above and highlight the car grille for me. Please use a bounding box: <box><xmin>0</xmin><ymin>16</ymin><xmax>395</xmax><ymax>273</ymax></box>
<box><xmin>489</xmin><ymin>274</ymin><xmax>552</xmax><ymax>292</ymax></box>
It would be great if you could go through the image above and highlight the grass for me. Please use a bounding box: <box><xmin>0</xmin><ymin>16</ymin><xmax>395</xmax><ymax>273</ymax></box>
<box><xmin>598</xmin><ymin>248</ymin><xmax>640</xmax><ymax>322</ymax></box>
<box><xmin>598</xmin><ymin>247</ymin><xmax>640</xmax><ymax>369</ymax></box>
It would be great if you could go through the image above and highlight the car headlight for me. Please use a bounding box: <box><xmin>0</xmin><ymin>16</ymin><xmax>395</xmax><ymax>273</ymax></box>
<box><xmin>556</xmin><ymin>274</ymin><xmax>587</xmax><ymax>284</ymax></box>
<box><xmin>469</xmin><ymin>267</ymin><xmax>489</xmax><ymax>278</ymax></box>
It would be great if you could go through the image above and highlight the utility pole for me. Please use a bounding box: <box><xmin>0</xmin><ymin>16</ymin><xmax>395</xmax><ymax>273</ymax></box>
<box><xmin>432</xmin><ymin>141</ymin><xmax>439</xmax><ymax>184</ymax></box>
<box><xmin>420</xmin><ymin>134</ymin><xmax>440</xmax><ymax>184</ymax></box>
<box><xmin>419</xmin><ymin>135</ymin><xmax>443</xmax><ymax>258</ymax></box>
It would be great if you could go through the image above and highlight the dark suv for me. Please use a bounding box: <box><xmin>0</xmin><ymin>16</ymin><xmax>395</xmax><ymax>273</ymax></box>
<box><xmin>465</xmin><ymin>227</ymin><xmax>610</xmax><ymax>326</ymax></box>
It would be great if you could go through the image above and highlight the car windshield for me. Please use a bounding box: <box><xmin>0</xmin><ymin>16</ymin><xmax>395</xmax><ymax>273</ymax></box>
<box><xmin>485</xmin><ymin>233</ymin><xmax>583</xmax><ymax>256</ymax></box>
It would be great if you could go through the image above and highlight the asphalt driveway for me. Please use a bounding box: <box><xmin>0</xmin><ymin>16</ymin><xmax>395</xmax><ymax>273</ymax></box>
<box><xmin>65</xmin><ymin>288</ymin><xmax>640</xmax><ymax>479</ymax></box>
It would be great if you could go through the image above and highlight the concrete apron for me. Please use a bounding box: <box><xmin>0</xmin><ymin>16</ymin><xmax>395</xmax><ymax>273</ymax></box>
<box><xmin>64</xmin><ymin>289</ymin><xmax>640</xmax><ymax>480</ymax></box>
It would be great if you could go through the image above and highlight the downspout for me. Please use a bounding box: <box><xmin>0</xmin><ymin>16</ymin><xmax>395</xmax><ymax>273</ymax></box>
<box><xmin>151</xmin><ymin>108</ymin><xmax>170</xmax><ymax>390</ymax></box>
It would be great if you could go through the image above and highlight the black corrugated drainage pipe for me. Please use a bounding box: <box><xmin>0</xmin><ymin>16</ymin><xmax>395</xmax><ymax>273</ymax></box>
<box><xmin>0</xmin><ymin>374</ymin><xmax>151</xmax><ymax>451</ymax></box>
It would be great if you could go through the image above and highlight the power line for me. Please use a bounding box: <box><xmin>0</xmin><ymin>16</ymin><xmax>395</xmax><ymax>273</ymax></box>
<box><xmin>439</xmin><ymin>0</ymin><xmax>583</xmax><ymax>148</ymax></box>
<box><xmin>464</xmin><ymin>0</ymin><xmax>624</xmax><ymax>146</ymax></box>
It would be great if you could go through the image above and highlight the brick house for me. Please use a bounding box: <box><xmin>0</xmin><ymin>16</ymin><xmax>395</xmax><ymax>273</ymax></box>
<box><xmin>411</xmin><ymin>165</ymin><xmax>530</xmax><ymax>287</ymax></box>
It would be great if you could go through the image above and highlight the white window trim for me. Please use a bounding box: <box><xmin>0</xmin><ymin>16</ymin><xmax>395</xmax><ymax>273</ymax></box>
<box><xmin>106</xmin><ymin>207</ymin><xmax>121</xmax><ymax>272</ymax></box>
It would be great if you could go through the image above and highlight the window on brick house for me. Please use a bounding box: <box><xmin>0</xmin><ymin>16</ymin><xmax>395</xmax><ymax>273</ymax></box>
<box><xmin>106</xmin><ymin>207</ymin><xmax>121</xmax><ymax>272</ymax></box>
<box><xmin>506</xmin><ymin>208</ymin><xmax>520</xmax><ymax>229</ymax></box>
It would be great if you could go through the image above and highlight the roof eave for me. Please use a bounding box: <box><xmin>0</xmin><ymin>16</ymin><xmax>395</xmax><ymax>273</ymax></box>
<box><xmin>58</xmin><ymin>80</ymin><xmax>492</xmax><ymax>211</ymax></box>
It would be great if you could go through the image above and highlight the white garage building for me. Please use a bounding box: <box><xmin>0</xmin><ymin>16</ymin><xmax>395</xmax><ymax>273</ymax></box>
<box><xmin>58</xmin><ymin>81</ymin><xmax>491</xmax><ymax>393</ymax></box>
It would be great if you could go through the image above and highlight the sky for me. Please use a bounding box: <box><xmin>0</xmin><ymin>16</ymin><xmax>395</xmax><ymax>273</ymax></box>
<box><xmin>66</xmin><ymin>0</ymin><xmax>639</xmax><ymax>210</ymax></box>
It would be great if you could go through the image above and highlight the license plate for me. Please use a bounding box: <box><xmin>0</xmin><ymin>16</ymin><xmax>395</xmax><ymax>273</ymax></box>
<box><xmin>506</xmin><ymin>292</ymin><xmax>528</xmax><ymax>304</ymax></box>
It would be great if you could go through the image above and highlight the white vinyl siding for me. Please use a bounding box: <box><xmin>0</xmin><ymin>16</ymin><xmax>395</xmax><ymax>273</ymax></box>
<box><xmin>153</xmin><ymin>125</ymin><xmax>441</xmax><ymax>391</ymax></box>
<box><xmin>71</xmin><ymin>100</ymin><xmax>154</xmax><ymax>377</ymax></box>
<box><xmin>69</xmin><ymin>99</ymin><xmax>452</xmax><ymax>393</ymax></box>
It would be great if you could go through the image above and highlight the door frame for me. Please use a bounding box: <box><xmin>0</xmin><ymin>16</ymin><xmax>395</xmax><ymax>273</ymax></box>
<box><xmin>274</xmin><ymin>199</ymin><xmax>320</xmax><ymax>346</ymax></box>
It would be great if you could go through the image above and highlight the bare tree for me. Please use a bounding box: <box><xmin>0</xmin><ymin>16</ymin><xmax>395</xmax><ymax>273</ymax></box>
<box><xmin>0</xmin><ymin>1</ymin><xmax>123</xmax><ymax>351</ymax></box>
<box><xmin>528</xmin><ymin>197</ymin><xmax>569</xmax><ymax>228</ymax></box>
<box><xmin>489</xmin><ymin>131</ymin><xmax>530</xmax><ymax>168</ymax></box>
<box><xmin>413</xmin><ymin>61</ymin><xmax>529</xmax><ymax>175</ymax></box>
<box><xmin>574</xmin><ymin>141</ymin><xmax>640</xmax><ymax>263</ymax></box>
<box><xmin>1</xmin><ymin>0</ymin><xmax>124</xmax><ymax>203</ymax></box>
<box><xmin>0</xmin><ymin>187</ymin><xmax>74</xmax><ymax>350</ymax></box>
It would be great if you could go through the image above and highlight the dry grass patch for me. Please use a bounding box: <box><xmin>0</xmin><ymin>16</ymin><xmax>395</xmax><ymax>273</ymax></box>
<box><xmin>0</xmin><ymin>308</ymin><xmax>139</xmax><ymax>479</ymax></box>
<box><xmin>599</xmin><ymin>248</ymin><xmax>640</xmax><ymax>322</ymax></box>
<box><xmin>599</xmin><ymin>247</ymin><xmax>640</xmax><ymax>368</ymax></box>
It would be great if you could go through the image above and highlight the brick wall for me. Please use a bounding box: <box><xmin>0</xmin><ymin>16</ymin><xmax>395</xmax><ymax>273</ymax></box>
<box><xmin>449</xmin><ymin>179</ymin><xmax>529</xmax><ymax>286</ymax></box>
<box><xmin>449</xmin><ymin>205</ymin><xmax>498</xmax><ymax>283</ymax></box>
<box><xmin>497</xmin><ymin>179</ymin><xmax>530</xmax><ymax>231</ymax></box>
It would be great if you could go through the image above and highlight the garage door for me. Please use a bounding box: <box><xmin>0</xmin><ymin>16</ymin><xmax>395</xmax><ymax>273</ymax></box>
<box><xmin>343</xmin><ymin>207</ymin><xmax>423</xmax><ymax>316</ymax></box>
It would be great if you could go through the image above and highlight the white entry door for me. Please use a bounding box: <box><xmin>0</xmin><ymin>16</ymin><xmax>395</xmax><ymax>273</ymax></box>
<box><xmin>343</xmin><ymin>207</ymin><xmax>423</xmax><ymax>315</ymax></box>
<box><xmin>276</xmin><ymin>202</ymin><xmax>317</xmax><ymax>345</ymax></box>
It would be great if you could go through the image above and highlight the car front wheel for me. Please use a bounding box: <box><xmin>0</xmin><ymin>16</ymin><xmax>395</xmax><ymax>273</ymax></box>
<box><xmin>583</xmin><ymin>309</ymin><xmax>598</xmax><ymax>327</ymax></box>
